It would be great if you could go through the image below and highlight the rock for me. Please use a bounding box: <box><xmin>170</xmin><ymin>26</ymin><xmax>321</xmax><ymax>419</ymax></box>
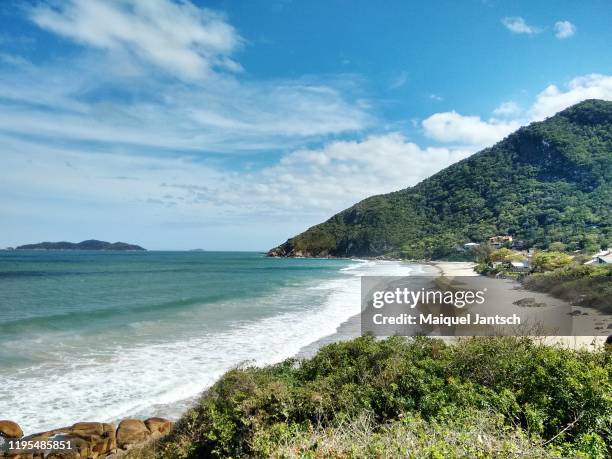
<box><xmin>22</xmin><ymin>426</ymin><xmax>72</xmax><ymax>441</ymax></box>
<box><xmin>0</xmin><ymin>421</ymin><xmax>23</xmax><ymax>439</ymax></box>
<box><xmin>607</xmin><ymin>323</ymin><xmax>612</xmax><ymax>329</ymax></box>
<box><xmin>116</xmin><ymin>420</ymin><xmax>150</xmax><ymax>449</ymax></box>
<box><xmin>46</xmin><ymin>452</ymin><xmax>80</xmax><ymax>459</ymax></box>
<box><xmin>144</xmin><ymin>418</ymin><xmax>173</xmax><ymax>439</ymax></box>
<box><xmin>69</xmin><ymin>422</ymin><xmax>116</xmax><ymax>457</ymax></box>
<box><xmin>4</xmin><ymin>452</ymin><xmax>43</xmax><ymax>459</ymax></box>
<box><xmin>44</xmin><ymin>436</ymin><xmax>90</xmax><ymax>459</ymax></box>
<box><xmin>70</xmin><ymin>422</ymin><xmax>105</xmax><ymax>436</ymax></box>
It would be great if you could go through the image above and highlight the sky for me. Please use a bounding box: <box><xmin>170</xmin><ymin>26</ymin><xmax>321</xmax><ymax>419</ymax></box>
<box><xmin>1</xmin><ymin>0</ymin><xmax>611</xmax><ymax>250</ymax></box>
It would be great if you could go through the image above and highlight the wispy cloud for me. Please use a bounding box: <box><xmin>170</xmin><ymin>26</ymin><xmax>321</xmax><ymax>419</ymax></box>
<box><xmin>0</xmin><ymin>132</ymin><xmax>474</xmax><ymax>223</ymax></box>
<box><xmin>30</xmin><ymin>0</ymin><xmax>242</xmax><ymax>80</ymax></box>
<box><xmin>389</xmin><ymin>71</ymin><xmax>408</xmax><ymax>89</ymax></box>
<box><xmin>501</xmin><ymin>16</ymin><xmax>541</xmax><ymax>35</ymax></box>
<box><xmin>0</xmin><ymin>2</ymin><xmax>371</xmax><ymax>154</ymax></box>
<box><xmin>554</xmin><ymin>20</ymin><xmax>576</xmax><ymax>39</ymax></box>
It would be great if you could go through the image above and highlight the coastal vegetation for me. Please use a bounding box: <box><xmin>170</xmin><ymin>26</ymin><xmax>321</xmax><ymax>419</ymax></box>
<box><xmin>133</xmin><ymin>336</ymin><xmax>611</xmax><ymax>458</ymax></box>
<box><xmin>267</xmin><ymin>100</ymin><xmax>612</xmax><ymax>260</ymax></box>
<box><xmin>523</xmin><ymin>264</ymin><xmax>612</xmax><ymax>314</ymax></box>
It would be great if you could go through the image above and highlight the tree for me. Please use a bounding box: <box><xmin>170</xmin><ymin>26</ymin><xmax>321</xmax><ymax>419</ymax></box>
<box><xmin>472</xmin><ymin>244</ymin><xmax>493</xmax><ymax>264</ymax></box>
<box><xmin>549</xmin><ymin>241</ymin><xmax>567</xmax><ymax>252</ymax></box>
<box><xmin>532</xmin><ymin>251</ymin><xmax>573</xmax><ymax>272</ymax></box>
<box><xmin>490</xmin><ymin>248</ymin><xmax>514</xmax><ymax>262</ymax></box>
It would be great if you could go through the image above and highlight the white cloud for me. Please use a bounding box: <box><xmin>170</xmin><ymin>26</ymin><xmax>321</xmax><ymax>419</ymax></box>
<box><xmin>429</xmin><ymin>94</ymin><xmax>443</xmax><ymax>102</ymax></box>
<box><xmin>554</xmin><ymin>20</ymin><xmax>576</xmax><ymax>39</ymax></box>
<box><xmin>30</xmin><ymin>0</ymin><xmax>242</xmax><ymax>80</ymax></box>
<box><xmin>264</xmin><ymin>134</ymin><xmax>473</xmax><ymax>211</ymax></box>
<box><xmin>530</xmin><ymin>74</ymin><xmax>612</xmax><ymax>120</ymax></box>
<box><xmin>153</xmin><ymin>134</ymin><xmax>474</xmax><ymax>216</ymax></box>
<box><xmin>493</xmin><ymin>101</ymin><xmax>521</xmax><ymax>117</ymax></box>
<box><xmin>422</xmin><ymin>111</ymin><xmax>519</xmax><ymax>146</ymax></box>
<box><xmin>501</xmin><ymin>17</ymin><xmax>541</xmax><ymax>35</ymax></box>
<box><xmin>423</xmin><ymin>74</ymin><xmax>612</xmax><ymax>147</ymax></box>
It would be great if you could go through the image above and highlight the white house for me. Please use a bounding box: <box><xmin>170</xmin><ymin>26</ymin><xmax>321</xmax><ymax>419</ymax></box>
<box><xmin>596</xmin><ymin>254</ymin><xmax>612</xmax><ymax>264</ymax></box>
<box><xmin>505</xmin><ymin>260</ymin><xmax>530</xmax><ymax>271</ymax></box>
<box><xmin>585</xmin><ymin>249</ymin><xmax>611</xmax><ymax>265</ymax></box>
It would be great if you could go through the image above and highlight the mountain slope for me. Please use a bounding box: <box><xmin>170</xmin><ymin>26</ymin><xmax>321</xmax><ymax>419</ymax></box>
<box><xmin>268</xmin><ymin>99</ymin><xmax>612</xmax><ymax>259</ymax></box>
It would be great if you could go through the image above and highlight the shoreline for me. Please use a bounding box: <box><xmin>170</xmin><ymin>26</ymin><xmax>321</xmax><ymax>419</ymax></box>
<box><xmin>299</xmin><ymin>260</ymin><xmax>610</xmax><ymax>357</ymax></box>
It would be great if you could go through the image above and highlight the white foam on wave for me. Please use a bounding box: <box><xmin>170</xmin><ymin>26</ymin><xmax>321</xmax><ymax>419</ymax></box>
<box><xmin>0</xmin><ymin>260</ymin><xmax>430</xmax><ymax>434</ymax></box>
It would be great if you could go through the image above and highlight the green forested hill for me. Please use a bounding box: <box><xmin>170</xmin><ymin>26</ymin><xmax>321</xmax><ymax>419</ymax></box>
<box><xmin>268</xmin><ymin>99</ymin><xmax>612</xmax><ymax>259</ymax></box>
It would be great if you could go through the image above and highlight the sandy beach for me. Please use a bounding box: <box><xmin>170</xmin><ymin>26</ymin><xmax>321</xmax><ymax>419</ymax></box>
<box><xmin>299</xmin><ymin>260</ymin><xmax>611</xmax><ymax>356</ymax></box>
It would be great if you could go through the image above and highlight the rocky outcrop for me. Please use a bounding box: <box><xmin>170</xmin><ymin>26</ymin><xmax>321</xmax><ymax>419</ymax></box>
<box><xmin>266</xmin><ymin>240</ymin><xmax>327</xmax><ymax>258</ymax></box>
<box><xmin>0</xmin><ymin>417</ymin><xmax>173</xmax><ymax>459</ymax></box>
<box><xmin>0</xmin><ymin>421</ymin><xmax>23</xmax><ymax>439</ymax></box>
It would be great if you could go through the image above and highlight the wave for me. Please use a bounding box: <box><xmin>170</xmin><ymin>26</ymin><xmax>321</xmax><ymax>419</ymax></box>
<box><xmin>0</xmin><ymin>260</ymin><xmax>430</xmax><ymax>434</ymax></box>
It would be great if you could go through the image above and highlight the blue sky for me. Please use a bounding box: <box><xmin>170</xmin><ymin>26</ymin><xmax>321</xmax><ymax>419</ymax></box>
<box><xmin>1</xmin><ymin>0</ymin><xmax>611</xmax><ymax>250</ymax></box>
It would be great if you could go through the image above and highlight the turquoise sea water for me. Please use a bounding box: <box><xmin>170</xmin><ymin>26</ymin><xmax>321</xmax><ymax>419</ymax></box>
<box><xmin>0</xmin><ymin>251</ymin><xmax>426</xmax><ymax>433</ymax></box>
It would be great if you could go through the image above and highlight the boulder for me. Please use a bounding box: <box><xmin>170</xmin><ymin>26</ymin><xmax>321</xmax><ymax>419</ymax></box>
<box><xmin>116</xmin><ymin>420</ymin><xmax>150</xmax><ymax>449</ymax></box>
<box><xmin>144</xmin><ymin>418</ymin><xmax>173</xmax><ymax>439</ymax></box>
<box><xmin>43</xmin><ymin>436</ymin><xmax>90</xmax><ymax>459</ymax></box>
<box><xmin>0</xmin><ymin>421</ymin><xmax>23</xmax><ymax>439</ymax></box>
<box><xmin>68</xmin><ymin>422</ymin><xmax>116</xmax><ymax>457</ymax></box>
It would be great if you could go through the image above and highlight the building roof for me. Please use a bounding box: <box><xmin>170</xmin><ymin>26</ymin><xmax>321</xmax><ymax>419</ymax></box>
<box><xmin>510</xmin><ymin>260</ymin><xmax>529</xmax><ymax>268</ymax></box>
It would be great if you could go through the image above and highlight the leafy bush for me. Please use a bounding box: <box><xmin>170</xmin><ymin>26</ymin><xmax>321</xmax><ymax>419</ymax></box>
<box><xmin>147</xmin><ymin>336</ymin><xmax>611</xmax><ymax>458</ymax></box>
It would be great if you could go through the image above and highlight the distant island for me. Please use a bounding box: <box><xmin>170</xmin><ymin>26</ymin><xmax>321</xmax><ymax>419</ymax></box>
<box><xmin>16</xmin><ymin>239</ymin><xmax>146</xmax><ymax>251</ymax></box>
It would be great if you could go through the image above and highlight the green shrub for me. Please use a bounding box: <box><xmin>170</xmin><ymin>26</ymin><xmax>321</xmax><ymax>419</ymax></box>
<box><xmin>151</xmin><ymin>336</ymin><xmax>611</xmax><ymax>458</ymax></box>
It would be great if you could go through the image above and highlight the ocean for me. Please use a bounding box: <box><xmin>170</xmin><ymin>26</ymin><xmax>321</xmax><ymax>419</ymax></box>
<box><xmin>0</xmin><ymin>251</ymin><xmax>432</xmax><ymax>433</ymax></box>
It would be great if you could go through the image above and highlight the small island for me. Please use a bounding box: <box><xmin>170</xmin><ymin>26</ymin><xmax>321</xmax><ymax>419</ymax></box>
<box><xmin>16</xmin><ymin>239</ymin><xmax>146</xmax><ymax>251</ymax></box>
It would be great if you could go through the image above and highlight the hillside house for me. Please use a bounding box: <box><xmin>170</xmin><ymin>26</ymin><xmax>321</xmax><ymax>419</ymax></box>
<box><xmin>596</xmin><ymin>254</ymin><xmax>612</xmax><ymax>264</ymax></box>
<box><xmin>585</xmin><ymin>249</ymin><xmax>611</xmax><ymax>265</ymax></box>
<box><xmin>504</xmin><ymin>259</ymin><xmax>530</xmax><ymax>272</ymax></box>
